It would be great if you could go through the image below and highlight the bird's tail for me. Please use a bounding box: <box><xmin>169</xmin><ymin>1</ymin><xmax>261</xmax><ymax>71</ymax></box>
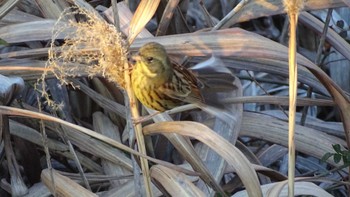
<box><xmin>190</xmin><ymin>56</ymin><xmax>239</xmax><ymax>123</ymax></box>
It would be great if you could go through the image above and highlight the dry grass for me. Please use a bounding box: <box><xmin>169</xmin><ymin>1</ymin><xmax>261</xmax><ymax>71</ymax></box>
<box><xmin>0</xmin><ymin>1</ymin><xmax>349</xmax><ymax>197</ymax></box>
<box><xmin>41</xmin><ymin>6</ymin><xmax>127</xmax><ymax>110</ymax></box>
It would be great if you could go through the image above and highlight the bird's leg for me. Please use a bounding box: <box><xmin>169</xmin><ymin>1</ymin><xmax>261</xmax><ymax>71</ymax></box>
<box><xmin>132</xmin><ymin>111</ymin><xmax>162</xmax><ymax>124</ymax></box>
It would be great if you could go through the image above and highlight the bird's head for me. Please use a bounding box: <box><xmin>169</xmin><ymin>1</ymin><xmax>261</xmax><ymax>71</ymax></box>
<box><xmin>133</xmin><ymin>42</ymin><xmax>172</xmax><ymax>78</ymax></box>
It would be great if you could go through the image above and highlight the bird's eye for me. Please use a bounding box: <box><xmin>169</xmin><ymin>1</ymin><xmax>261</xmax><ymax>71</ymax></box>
<box><xmin>146</xmin><ymin>57</ymin><xmax>154</xmax><ymax>63</ymax></box>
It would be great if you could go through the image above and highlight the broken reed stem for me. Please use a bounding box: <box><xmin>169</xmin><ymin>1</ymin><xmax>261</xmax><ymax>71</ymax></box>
<box><xmin>284</xmin><ymin>0</ymin><xmax>304</xmax><ymax>196</ymax></box>
<box><xmin>287</xmin><ymin>12</ymin><xmax>297</xmax><ymax>196</ymax></box>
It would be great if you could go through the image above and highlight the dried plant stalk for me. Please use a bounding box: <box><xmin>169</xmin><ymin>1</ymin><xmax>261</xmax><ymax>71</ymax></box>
<box><xmin>284</xmin><ymin>0</ymin><xmax>304</xmax><ymax>196</ymax></box>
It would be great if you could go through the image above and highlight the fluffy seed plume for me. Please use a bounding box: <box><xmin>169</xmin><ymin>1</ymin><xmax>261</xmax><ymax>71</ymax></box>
<box><xmin>283</xmin><ymin>0</ymin><xmax>304</xmax><ymax>16</ymax></box>
<box><xmin>45</xmin><ymin>6</ymin><xmax>128</xmax><ymax>88</ymax></box>
<box><xmin>39</xmin><ymin>6</ymin><xmax>128</xmax><ymax>108</ymax></box>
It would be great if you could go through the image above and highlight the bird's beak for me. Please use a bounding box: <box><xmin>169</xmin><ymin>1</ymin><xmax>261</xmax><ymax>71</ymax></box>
<box><xmin>131</xmin><ymin>54</ymin><xmax>141</xmax><ymax>62</ymax></box>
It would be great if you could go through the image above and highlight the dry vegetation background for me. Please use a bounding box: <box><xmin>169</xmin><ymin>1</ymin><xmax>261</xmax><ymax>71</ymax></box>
<box><xmin>0</xmin><ymin>0</ymin><xmax>350</xmax><ymax>197</ymax></box>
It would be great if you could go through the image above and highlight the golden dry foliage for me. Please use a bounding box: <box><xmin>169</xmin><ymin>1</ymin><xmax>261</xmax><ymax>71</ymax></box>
<box><xmin>283</xmin><ymin>0</ymin><xmax>304</xmax><ymax>14</ymax></box>
<box><xmin>44</xmin><ymin>7</ymin><xmax>127</xmax><ymax>89</ymax></box>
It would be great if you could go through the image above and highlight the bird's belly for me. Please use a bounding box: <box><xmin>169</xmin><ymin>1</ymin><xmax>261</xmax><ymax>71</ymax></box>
<box><xmin>132</xmin><ymin>76</ymin><xmax>181</xmax><ymax>111</ymax></box>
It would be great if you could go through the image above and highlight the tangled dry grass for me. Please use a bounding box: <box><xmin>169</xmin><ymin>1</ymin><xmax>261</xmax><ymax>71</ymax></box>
<box><xmin>46</xmin><ymin>6</ymin><xmax>127</xmax><ymax>87</ymax></box>
<box><xmin>39</xmin><ymin>6</ymin><xmax>128</xmax><ymax>110</ymax></box>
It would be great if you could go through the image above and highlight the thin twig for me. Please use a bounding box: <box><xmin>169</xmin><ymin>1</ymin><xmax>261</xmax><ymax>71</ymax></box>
<box><xmin>198</xmin><ymin>0</ymin><xmax>215</xmax><ymax>27</ymax></box>
<box><xmin>59</xmin><ymin>124</ymin><xmax>92</xmax><ymax>191</ymax></box>
<box><xmin>245</xmin><ymin>70</ymin><xmax>288</xmax><ymax>117</ymax></box>
<box><xmin>300</xmin><ymin>9</ymin><xmax>333</xmax><ymax>126</ymax></box>
<box><xmin>38</xmin><ymin>96</ymin><xmax>56</xmax><ymax>197</ymax></box>
<box><xmin>212</xmin><ymin>0</ymin><xmax>249</xmax><ymax>30</ymax></box>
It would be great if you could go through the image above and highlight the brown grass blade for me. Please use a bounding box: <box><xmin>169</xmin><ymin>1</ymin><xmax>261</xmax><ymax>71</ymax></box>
<box><xmin>0</xmin><ymin>0</ymin><xmax>20</xmax><ymax>20</ymax></box>
<box><xmin>0</xmin><ymin>48</ymin><xmax>50</xmax><ymax>59</ymax></box>
<box><xmin>128</xmin><ymin>0</ymin><xmax>160</xmax><ymax>44</ymax></box>
<box><xmin>147</xmin><ymin>110</ymin><xmax>226</xmax><ymax>195</ymax></box>
<box><xmin>66</xmin><ymin>0</ymin><xmax>103</xmax><ymax>20</ymax></box>
<box><xmin>223</xmin><ymin>96</ymin><xmax>334</xmax><ymax>106</ymax></box>
<box><xmin>263</xmin><ymin>110</ymin><xmax>345</xmax><ymax>138</ymax></box>
<box><xmin>143</xmin><ymin>111</ymin><xmax>231</xmax><ymax>195</ymax></box>
<box><xmin>150</xmin><ymin>165</ymin><xmax>205</xmax><ymax>197</ymax></box>
<box><xmin>156</xmin><ymin>0</ymin><xmax>180</xmax><ymax>36</ymax></box>
<box><xmin>65</xmin><ymin>124</ymin><xmax>133</xmax><ymax>172</ymax></box>
<box><xmin>226</xmin><ymin>163</ymin><xmax>288</xmax><ymax>182</ymax></box>
<box><xmin>241</xmin><ymin>112</ymin><xmax>346</xmax><ymax>166</ymax></box>
<box><xmin>0</xmin><ymin>60</ymin><xmax>50</xmax><ymax>81</ymax></box>
<box><xmin>0</xmin><ymin>106</ymin><xmax>197</xmax><ymax>176</ymax></box>
<box><xmin>92</xmin><ymin>112</ymin><xmax>131</xmax><ymax>187</ymax></box>
<box><xmin>34</xmin><ymin>0</ymin><xmax>70</xmax><ymax>19</ymax></box>
<box><xmin>0</xmin><ymin>7</ymin><xmax>42</xmax><ymax>25</ymax></box>
<box><xmin>101</xmin><ymin>179</ymin><xmax>162</xmax><ymax>197</ymax></box>
<box><xmin>143</xmin><ymin>121</ymin><xmax>262</xmax><ymax>197</ymax></box>
<box><xmin>342</xmin><ymin>0</ymin><xmax>350</xmax><ymax>6</ymax></box>
<box><xmin>0</xmin><ymin>20</ymin><xmax>71</xmax><ymax>43</ymax></box>
<box><xmin>216</xmin><ymin>0</ymin><xmax>344</xmax><ymax>27</ymax></box>
<box><xmin>70</xmin><ymin>79</ymin><xmax>126</xmax><ymax>119</ymax></box>
<box><xmin>233</xmin><ymin>181</ymin><xmax>332</xmax><ymax>197</ymax></box>
<box><xmin>41</xmin><ymin>169</ymin><xmax>97</xmax><ymax>197</ymax></box>
<box><xmin>9</xmin><ymin>119</ymin><xmax>103</xmax><ymax>172</ymax></box>
<box><xmin>104</xmin><ymin>2</ymin><xmax>153</xmax><ymax>38</ymax></box>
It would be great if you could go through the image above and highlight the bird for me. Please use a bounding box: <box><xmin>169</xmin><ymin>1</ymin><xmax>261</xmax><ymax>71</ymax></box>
<box><xmin>130</xmin><ymin>42</ymin><xmax>235</xmax><ymax>123</ymax></box>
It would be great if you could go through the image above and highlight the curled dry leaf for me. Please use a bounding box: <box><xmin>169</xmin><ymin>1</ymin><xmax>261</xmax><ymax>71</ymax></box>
<box><xmin>150</xmin><ymin>165</ymin><xmax>205</xmax><ymax>197</ymax></box>
<box><xmin>128</xmin><ymin>0</ymin><xmax>161</xmax><ymax>44</ymax></box>
<box><xmin>143</xmin><ymin>121</ymin><xmax>262</xmax><ymax>197</ymax></box>
<box><xmin>233</xmin><ymin>181</ymin><xmax>332</xmax><ymax>197</ymax></box>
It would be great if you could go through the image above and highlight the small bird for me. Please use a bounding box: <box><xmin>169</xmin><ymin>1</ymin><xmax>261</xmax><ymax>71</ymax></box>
<box><xmin>131</xmin><ymin>42</ymin><xmax>234</xmax><ymax>122</ymax></box>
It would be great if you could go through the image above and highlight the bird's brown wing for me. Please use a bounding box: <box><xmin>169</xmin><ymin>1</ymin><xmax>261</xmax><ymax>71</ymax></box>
<box><xmin>173</xmin><ymin>62</ymin><xmax>204</xmax><ymax>103</ymax></box>
<box><xmin>159</xmin><ymin>62</ymin><xmax>204</xmax><ymax>104</ymax></box>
